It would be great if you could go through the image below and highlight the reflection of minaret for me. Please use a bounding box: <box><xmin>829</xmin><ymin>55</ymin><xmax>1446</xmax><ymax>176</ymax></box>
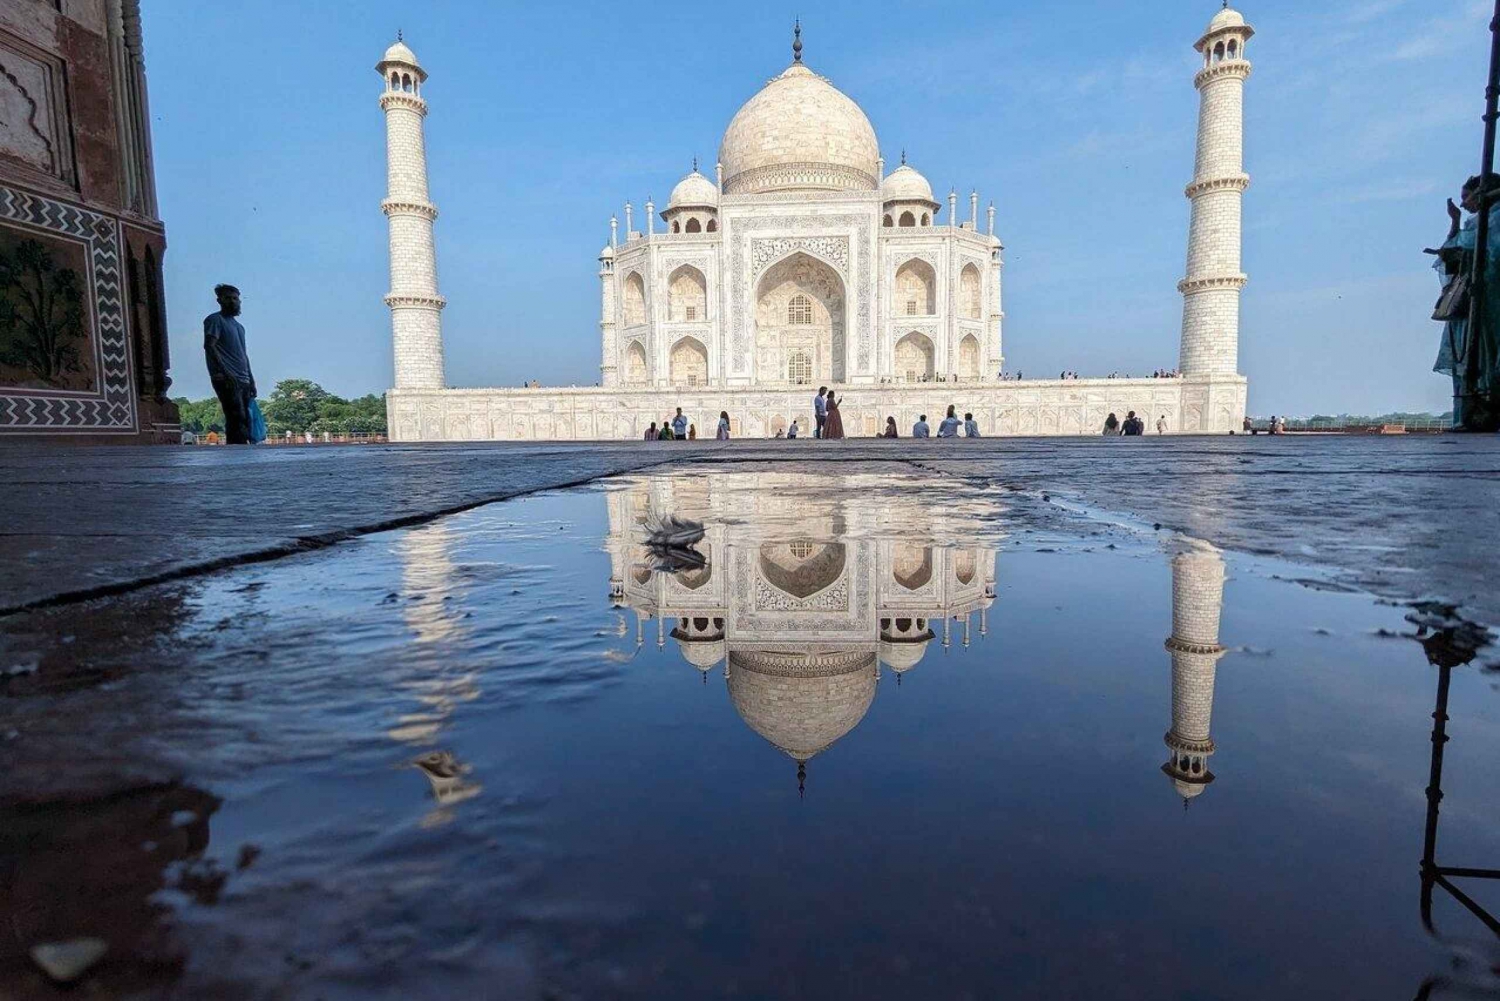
<box><xmin>393</xmin><ymin>521</ymin><xmax>479</xmax><ymax>744</ymax></box>
<box><xmin>1162</xmin><ymin>547</ymin><xmax>1227</xmax><ymax>803</ymax></box>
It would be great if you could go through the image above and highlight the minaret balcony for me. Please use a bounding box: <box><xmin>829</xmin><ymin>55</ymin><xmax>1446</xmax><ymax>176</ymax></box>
<box><xmin>381</xmin><ymin>199</ymin><xmax>438</xmax><ymax>220</ymax></box>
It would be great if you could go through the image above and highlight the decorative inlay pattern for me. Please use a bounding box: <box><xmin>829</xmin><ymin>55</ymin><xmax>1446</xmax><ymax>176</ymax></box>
<box><xmin>0</xmin><ymin>184</ymin><xmax>134</xmax><ymax>432</ymax></box>
<box><xmin>751</xmin><ymin>236</ymin><xmax>849</xmax><ymax>281</ymax></box>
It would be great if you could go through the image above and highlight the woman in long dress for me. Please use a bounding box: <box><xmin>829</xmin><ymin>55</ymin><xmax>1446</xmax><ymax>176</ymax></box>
<box><xmin>1431</xmin><ymin>175</ymin><xmax>1500</xmax><ymax>430</ymax></box>
<box><xmin>882</xmin><ymin>416</ymin><xmax>898</xmax><ymax>438</ymax></box>
<box><xmin>823</xmin><ymin>393</ymin><xmax>845</xmax><ymax>439</ymax></box>
<box><xmin>716</xmin><ymin>411</ymin><xmax>731</xmax><ymax>440</ymax></box>
<box><xmin>1102</xmin><ymin>412</ymin><xmax>1120</xmax><ymax>436</ymax></box>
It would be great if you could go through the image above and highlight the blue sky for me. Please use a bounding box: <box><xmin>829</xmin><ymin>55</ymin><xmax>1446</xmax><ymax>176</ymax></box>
<box><xmin>148</xmin><ymin>0</ymin><xmax>1487</xmax><ymax>415</ymax></box>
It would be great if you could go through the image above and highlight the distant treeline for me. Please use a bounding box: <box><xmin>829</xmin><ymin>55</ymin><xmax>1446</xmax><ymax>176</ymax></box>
<box><xmin>1299</xmin><ymin>412</ymin><xmax>1450</xmax><ymax>424</ymax></box>
<box><xmin>175</xmin><ymin>379</ymin><xmax>386</xmax><ymax>436</ymax></box>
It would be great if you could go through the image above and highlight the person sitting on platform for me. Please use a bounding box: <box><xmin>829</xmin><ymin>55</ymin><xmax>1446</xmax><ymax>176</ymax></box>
<box><xmin>937</xmin><ymin>405</ymin><xmax>961</xmax><ymax>437</ymax></box>
<box><xmin>963</xmin><ymin>412</ymin><xmax>980</xmax><ymax>437</ymax></box>
<box><xmin>645</xmin><ymin>422</ymin><xmax>658</xmax><ymax>440</ymax></box>
<box><xmin>912</xmin><ymin>414</ymin><xmax>931</xmax><ymax>438</ymax></box>
<box><xmin>883</xmin><ymin>416</ymin><xmax>898</xmax><ymax>438</ymax></box>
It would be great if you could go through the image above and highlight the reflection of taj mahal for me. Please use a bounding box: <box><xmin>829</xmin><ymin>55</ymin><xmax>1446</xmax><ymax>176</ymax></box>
<box><xmin>605</xmin><ymin>474</ymin><xmax>1231</xmax><ymax>801</ymax></box>
<box><xmin>381</xmin><ymin>9</ymin><xmax>1256</xmax><ymax>440</ymax></box>
<box><xmin>607</xmin><ymin>472</ymin><xmax>996</xmax><ymax>787</ymax></box>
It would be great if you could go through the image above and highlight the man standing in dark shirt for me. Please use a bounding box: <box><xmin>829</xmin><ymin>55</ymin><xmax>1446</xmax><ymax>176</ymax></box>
<box><xmin>203</xmin><ymin>284</ymin><xmax>257</xmax><ymax>444</ymax></box>
<box><xmin>1121</xmin><ymin>410</ymin><xmax>1145</xmax><ymax>436</ymax></box>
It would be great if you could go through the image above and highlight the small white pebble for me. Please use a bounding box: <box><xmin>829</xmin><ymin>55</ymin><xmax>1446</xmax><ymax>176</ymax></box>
<box><xmin>169</xmin><ymin>810</ymin><xmax>198</xmax><ymax>828</ymax></box>
<box><xmin>30</xmin><ymin>939</ymin><xmax>108</xmax><ymax>983</ymax></box>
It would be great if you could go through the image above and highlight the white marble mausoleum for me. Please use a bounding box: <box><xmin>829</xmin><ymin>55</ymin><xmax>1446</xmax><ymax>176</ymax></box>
<box><xmin>380</xmin><ymin>10</ymin><xmax>1255</xmax><ymax>441</ymax></box>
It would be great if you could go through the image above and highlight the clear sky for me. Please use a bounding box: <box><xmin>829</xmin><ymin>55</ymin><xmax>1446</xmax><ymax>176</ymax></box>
<box><xmin>147</xmin><ymin>0</ymin><xmax>1488</xmax><ymax>415</ymax></box>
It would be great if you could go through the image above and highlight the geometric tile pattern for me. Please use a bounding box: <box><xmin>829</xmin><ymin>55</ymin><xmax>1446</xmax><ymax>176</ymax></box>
<box><xmin>0</xmin><ymin>183</ymin><xmax>136</xmax><ymax>432</ymax></box>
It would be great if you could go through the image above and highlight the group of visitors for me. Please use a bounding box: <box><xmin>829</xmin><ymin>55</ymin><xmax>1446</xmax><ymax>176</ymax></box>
<box><xmin>645</xmin><ymin>406</ymin><xmax>730</xmax><ymax>441</ymax></box>
<box><xmin>812</xmin><ymin>386</ymin><xmax>846</xmax><ymax>438</ymax></box>
<box><xmin>1243</xmin><ymin>414</ymin><xmax>1288</xmax><ymax>435</ymax></box>
<box><xmin>998</xmin><ymin>371</ymin><xmax>1023</xmax><ymax>381</ymax></box>
<box><xmin>1102</xmin><ymin>411</ymin><xmax>1167</xmax><ymax>436</ymax></box>
<box><xmin>1151</xmin><ymin>369</ymin><xmax>1182</xmax><ymax>378</ymax></box>
<box><xmin>908</xmin><ymin>405</ymin><xmax>981</xmax><ymax>438</ymax></box>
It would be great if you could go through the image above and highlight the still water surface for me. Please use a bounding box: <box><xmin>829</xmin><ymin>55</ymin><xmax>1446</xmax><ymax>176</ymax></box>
<box><xmin>3</xmin><ymin>467</ymin><xmax>1498</xmax><ymax>999</ymax></box>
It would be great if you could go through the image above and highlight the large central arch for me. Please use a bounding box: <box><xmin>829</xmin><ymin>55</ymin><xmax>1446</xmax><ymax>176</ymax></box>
<box><xmin>754</xmin><ymin>252</ymin><xmax>847</xmax><ymax>385</ymax></box>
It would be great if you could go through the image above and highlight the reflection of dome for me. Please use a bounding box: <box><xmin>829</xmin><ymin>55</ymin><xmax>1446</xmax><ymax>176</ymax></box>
<box><xmin>727</xmin><ymin>649</ymin><xmax>876</xmax><ymax>760</ymax></box>
<box><xmin>679</xmin><ymin>639</ymin><xmax>726</xmax><ymax>671</ymax></box>
<box><xmin>881</xmin><ymin>163</ymin><xmax>936</xmax><ymax>204</ymax></box>
<box><xmin>1173</xmin><ymin>778</ymin><xmax>1210</xmax><ymax>801</ymax></box>
<box><xmin>719</xmin><ymin>63</ymin><xmax>880</xmax><ymax>196</ymax></box>
<box><xmin>669</xmin><ymin>170</ymin><xmax>719</xmax><ymax>209</ymax></box>
<box><xmin>878</xmin><ymin>639</ymin><xmax>930</xmax><ymax>674</ymax></box>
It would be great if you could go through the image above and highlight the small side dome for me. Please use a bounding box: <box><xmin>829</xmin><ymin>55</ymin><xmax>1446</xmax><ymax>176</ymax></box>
<box><xmin>669</xmin><ymin>170</ymin><xmax>719</xmax><ymax>209</ymax></box>
<box><xmin>382</xmin><ymin>39</ymin><xmax>419</xmax><ymax>65</ymax></box>
<box><xmin>881</xmin><ymin>163</ymin><xmax>935</xmax><ymax>204</ymax></box>
<box><xmin>599</xmin><ymin>243</ymin><xmax>615</xmax><ymax>259</ymax></box>
<box><xmin>1207</xmin><ymin>6</ymin><xmax>1246</xmax><ymax>31</ymax></box>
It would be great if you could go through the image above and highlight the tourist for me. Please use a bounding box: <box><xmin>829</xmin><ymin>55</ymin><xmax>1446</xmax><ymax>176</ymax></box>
<box><xmin>203</xmin><ymin>284</ymin><xmax>258</xmax><ymax>445</ymax></box>
<box><xmin>937</xmin><ymin>405</ymin><xmax>960</xmax><ymax>437</ymax></box>
<box><xmin>688</xmin><ymin>423</ymin><xmax>697</xmax><ymax>440</ymax></box>
<box><xmin>672</xmin><ymin>407</ymin><xmax>688</xmax><ymax>439</ymax></box>
<box><xmin>774</xmin><ymin>427</ymin><xmax>785</xmax><ymax>439</ymax></box>
<box><xmin>814</xmin><ymin>386</ymin><xmax>828</xmax><ymax>439</ymax></box>
<box><xmin>1156</xmin><ymin>414</ymin><xmax>1168</xmax><ymax>434</ymax></box>
<box><xmin>645</xmin><ymin>422</ymin><xmax>658</xmax><ymax>440</ymax></box>
<box><xmin>1267</xmin><ymin>414</ymin><xmax>1277</xmax><ymax>436</ymax></box>
<box><xmin>963</xmin><ymin>412</ymin><xmax>980</xmax><ymax>437</ymax></box>
<box><xmin>1429</xmin><ymin>174</ymin><xmax>1500</xmax><ymax>431</ymax></box>
<box><xmin>1242</xmin><ymin>415</ymin><xmax>1254</xmax><ymax>434</ymax></box>
<box><xmin>1275</xmin><ymin>415</ymin><xmax>1287</xmax><ymax>435</ymax></box>
<box><xmin>716</xmin><ymin>410</ymin><xmax>731</xmax><ymax>440</ymax></box>
<box><xmin>787</xmin><ymin>419</ymin><xmax>799</xmax><ymax>438</ymax></box>
<box><xmin>1122</xmin><ymin>410</ymin><xmax>1144</xmax><ymax>435</ymax></box>
<box><xmin>824</xmin><ymin>393</ymin><xmax>845</xmax><ymax>439</ymax></box>
<box><xmin>1103</xmin><ymin>412</ymin><xmax>1120</xmax><ymax>435</ymax></box>
<box><xmin>883</xmin><ymin>416</ymin><xmax>898</xmax><ymax>438</ymax></box>
<box><xmin>913</xmin><ymin>414</ymin><xmax>931</xmax><ymax>438</ymax></box>
<box><xmin>659</xmin><ymin>420</ymin><xmax>674</xmax><ymax>440</ymax></box>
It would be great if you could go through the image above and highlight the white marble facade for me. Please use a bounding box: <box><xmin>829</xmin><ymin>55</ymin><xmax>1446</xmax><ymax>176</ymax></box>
<box><xmin>383</xmin><ymin>12</ymin><xmax>1253</xmax><ymax>441</ymax></box>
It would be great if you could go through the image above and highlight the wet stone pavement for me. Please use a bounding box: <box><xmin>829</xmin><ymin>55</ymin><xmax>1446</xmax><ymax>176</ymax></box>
<box><xmin>1</xmin><ymin>439</ymin><xmax>1498</xmax><ymax>999</ymax></box>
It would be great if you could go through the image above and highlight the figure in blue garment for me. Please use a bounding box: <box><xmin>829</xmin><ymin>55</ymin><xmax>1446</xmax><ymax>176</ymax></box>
<box><xmin>203</xmin><ymin>284</ymin><xmax>257</xmax><ymax>444</ymax></box>
<box><xmin>1430</xmin><ymin>176</ymin><xmax>1500</xmax><ymax>431</ymax></box>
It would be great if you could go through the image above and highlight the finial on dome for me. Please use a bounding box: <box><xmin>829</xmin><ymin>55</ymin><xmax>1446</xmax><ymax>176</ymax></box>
<box><xmin>792</xmin><ymin>18</ymin><xmax>803</xmax><ymax>63</ymax></box>
<box><xmin>900</xmin><ymin>148</ymin><xmax>906</xmax><ymax>166</ymax></box>
<box><xmin>1222</xmin><ymin>0</ymin><xmax>1229</xmax><ymax>8</ymax></box>
<box><xmin>692</xmin><ymin>155</ymin><xmax>698</xmax><ymax>173</ymax></box>
<box><xmin>797</xmin><ymin>760</ymin><xmax>806</xmax><ymax>798</ymax></box>
<box><xmin>397</xmin><ymin>28</ymin><xmax>403</xmax><ymax>41</ymax></box>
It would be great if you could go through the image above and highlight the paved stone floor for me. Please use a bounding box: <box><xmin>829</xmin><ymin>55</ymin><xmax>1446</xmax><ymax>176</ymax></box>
<box><xmin>3</xmin><ymin>435</ymin><xmax>1498</xmax><ymax>625</ymax></box>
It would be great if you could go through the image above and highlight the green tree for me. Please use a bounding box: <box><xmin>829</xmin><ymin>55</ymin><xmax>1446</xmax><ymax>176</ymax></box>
<box><xmin>173</xmin><ymin>396</ymin><xmax>225</xmax><ymax>434</ymax></box>
<box><xmin>261</xmin><ymin>379</ymin><xmax>332</xmax><ymax>435</ymax></box>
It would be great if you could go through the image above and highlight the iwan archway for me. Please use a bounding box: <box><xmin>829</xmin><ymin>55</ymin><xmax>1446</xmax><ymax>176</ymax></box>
<box><xmin>754</xmin><ymin>252</ymin><xmax>847</xmax><ymax>385</ymax></box>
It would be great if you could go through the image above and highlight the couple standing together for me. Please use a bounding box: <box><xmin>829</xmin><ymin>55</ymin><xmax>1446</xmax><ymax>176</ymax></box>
<box><xmin>812</xmin><ymin>386</ymin><xmax>845</xmax><ymax>439</ymax></box>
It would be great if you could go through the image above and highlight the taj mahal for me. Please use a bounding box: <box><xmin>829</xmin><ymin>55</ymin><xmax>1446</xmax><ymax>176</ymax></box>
<box><xmin>379</xmin><ymin>9</ymin><xmax>1256</xmax><ymax>441</ymax></box>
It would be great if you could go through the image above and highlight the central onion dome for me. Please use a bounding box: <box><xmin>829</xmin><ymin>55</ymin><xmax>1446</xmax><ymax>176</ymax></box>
<box><xmin>718</xmin><ymin>59</ymin><xmax>880</xmax><ymax>196</ymax></box>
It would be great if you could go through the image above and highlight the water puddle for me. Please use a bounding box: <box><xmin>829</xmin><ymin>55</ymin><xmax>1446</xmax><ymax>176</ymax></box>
<box><xmin>2</xmin><ymin>465</ymin><xmax>1498</xmax><ymax>999</ymax></box>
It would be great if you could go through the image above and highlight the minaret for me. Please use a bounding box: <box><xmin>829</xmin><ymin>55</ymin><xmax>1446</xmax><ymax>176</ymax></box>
<box><xmin>378</xmin><ymin>36</ymin><xmax>446</xmax><ymax>391</ymax></box>
<box><xmin>599</xmin><ymin>238</ymin><xmax>618</xmax><ymax>387</ymax></box>
<box><xmin>1162</xmin><ymin>546</ymin><xmax>1228</xmax><ymax>803</ymax></box>
<box><xmin>1178</xmin><ymin>6</ymin><xmax>1253</xmax><ymax>379</ymax></box>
